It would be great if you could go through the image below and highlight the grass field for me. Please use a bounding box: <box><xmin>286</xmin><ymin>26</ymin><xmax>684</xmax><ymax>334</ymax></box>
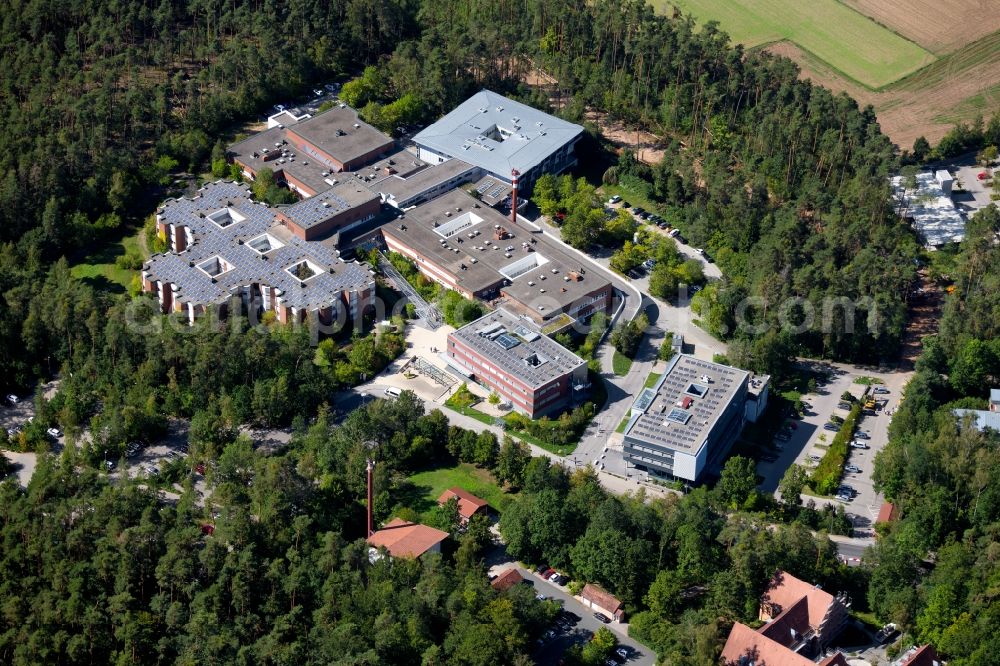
<box><xmin>69</xmin><ymin>229</ymin><xmax>144</xmax><ymax>294</ymax></box>
<box><xmin>406</xmin><ymin>463</ymin><xmax>515</xmax><ymax>515</ymax></box>
<box><xmin>612</xmin><ymin>351</ymin><xmax>633</xmax><ymax>376</ymax></box>
<box><xmin>655</xmin><ymin>0</ymin><xmax>933</xmax><ymax>88</ymax></box>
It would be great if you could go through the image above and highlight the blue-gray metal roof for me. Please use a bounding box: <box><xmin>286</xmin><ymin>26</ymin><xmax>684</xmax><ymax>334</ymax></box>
<box><xmin>413</xmin><ymin>90</ymin><xmax>582</xmax><ymax>179</ymax></box>
<box><xmin>146</xmin><ymin>181</ymin><xmax>372</xmax><ymax>310</ymax></box>
<box><xmin>954</xmin><ymin>409</ymin><xmax>1000</xmax><ymax>432</ymax></box>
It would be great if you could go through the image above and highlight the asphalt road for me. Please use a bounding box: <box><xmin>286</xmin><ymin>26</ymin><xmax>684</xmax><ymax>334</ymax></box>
<box><xmin>503</xmin><ymin>564</ymin><xmax>656</xmax><ymax>666</ymax></box>
<box><xmin>753</xmin><ymin>360</ymin><xmax>912</xmax><ymax>559</ymax></box>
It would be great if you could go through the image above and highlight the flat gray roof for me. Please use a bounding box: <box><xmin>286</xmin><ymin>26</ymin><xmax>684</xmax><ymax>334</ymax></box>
<box><xmin>624</xmin><ymin>354</ymin><xmax>749</xmax><ymax>455</ymax></box>
<box><xmin>147</xmin><ymin>181</ymin><xmax>372</xmax><ymax>310</ymax></box>
<box><xmin>381</xmin><ymin>188</ymin><xmax>609</xmax><ymax>315</ymax></box>
<box><xmin>450</xmin><ymin>308</ymin><xmax>585</xmax><ymax>389</ymax></box>
<box><xmin>287</xmin><ymin>105</ymin><xmax>394</xmax><ymax>167</ymax></box>
<box><xmin>366</xmin><ymin>156</ymin><xmax>478</xmax><ymax>206</ymax></box>
<box><xmin>413</xmin><ymin>90</ymin><xmax>582</xmax><ymax>178</ymax></box>
<box><xmin>229</xmin><ymin>105</ymin><xmax>394</xmax><ymax>191</ymax></box>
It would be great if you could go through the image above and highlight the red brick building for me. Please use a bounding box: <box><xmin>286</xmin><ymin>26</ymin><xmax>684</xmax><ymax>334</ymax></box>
<box><xmin>446</xmin><ymin>309</ymin><xmax>589</xmax><ymax>419</ymax></box>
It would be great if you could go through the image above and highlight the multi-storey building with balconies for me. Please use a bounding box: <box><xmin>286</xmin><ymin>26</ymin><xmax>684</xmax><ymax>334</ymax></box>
<box><xmin>143</xmin><ymin>181</ymin><xmax>375</xmax><ymax>326</ymax></box>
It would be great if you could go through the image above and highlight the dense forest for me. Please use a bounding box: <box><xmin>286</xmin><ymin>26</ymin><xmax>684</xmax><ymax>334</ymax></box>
<box><xmin>866</xmin><ymin>205</ymin><xmax>1000</xmax><ymax>665</ymax></box>
<box><xmin>0</xmin><ymin>0</ymin><xmax>938</xmax><ymax>392</ymax></box>
<box><xmin>0</xmin><ymin>396</ymin><xmax>565</xmax><ymax>665</ymax></box>
<box><xmin>1</xmin><ymin>0</ymin><xmax>994</xmax><ymax>663</ymax></box>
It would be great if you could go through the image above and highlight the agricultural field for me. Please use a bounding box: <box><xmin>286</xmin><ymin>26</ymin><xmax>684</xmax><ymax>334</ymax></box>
<box><xmin>655</xmin><ymin>0</ymin><xmax>1000</xmax><ymax>147</ymax></box>
<box><xmin>842</xmin><ymin>0</ymin><xmax>1000</xmax><ymax>55</ymax></box>
<box><xmin>657</xmin><ymin>0</ymin><xmax>933</xmax><ymax>88</ymax></box>
<box><xmin>768</xmin><ymin>31</ymin><xmax>1000</xmax><ymax>147</ymax></box>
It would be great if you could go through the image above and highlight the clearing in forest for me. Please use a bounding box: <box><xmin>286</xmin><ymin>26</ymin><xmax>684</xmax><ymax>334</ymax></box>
<box><xmin>654</xmin><ymin>0</ymin><xmax>934</xmax><ymax>88</ymax></box>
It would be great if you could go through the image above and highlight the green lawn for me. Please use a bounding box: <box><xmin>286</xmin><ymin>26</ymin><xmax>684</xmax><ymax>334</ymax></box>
<box><xmin>70</xmin><ymin>228</ymin><xmax>144</xmax><ymax>293</ymax></box>
<box><xmin>406</xmin><ymin>463</ymin><xmax>516</xmax><ymax>515</ymax></box>
<box><xmin>644</xmin><ymin>372</ymin><xmax>661</xmax><ymax>389</ymax></box>
<box><xmin>612</xmin><ymin>351</ymin><xmax>634</xmax><ymax>376</ymax></box>
<box><xmin>652</xmin><ymin>0</ymin><xmax>934</xmax><ymax>88</ymax></box>
<box><xmin>616</xmin><ymin>415</ymin><xmax>631</xmax><ymax>434</ymax></box>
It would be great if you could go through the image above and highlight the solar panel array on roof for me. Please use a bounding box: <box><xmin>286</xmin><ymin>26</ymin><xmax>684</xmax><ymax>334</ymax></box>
<box><xmin>623</xmin><ymin>354</ymin><xmax>750</xmax><ymax>455</ymax></box>
<box><xmin>146</xmin><ymin>181</ymin><xmax>373</xmax><ymax>310</ymax></box>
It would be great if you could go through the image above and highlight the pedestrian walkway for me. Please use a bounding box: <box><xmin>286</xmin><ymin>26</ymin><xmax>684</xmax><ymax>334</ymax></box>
<box><xmin>378</xmin><ymin>252</ymin><xmax>443</xmax><ymax>329</ymax></box>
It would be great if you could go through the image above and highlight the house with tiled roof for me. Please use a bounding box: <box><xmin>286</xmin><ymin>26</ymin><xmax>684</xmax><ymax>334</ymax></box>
<box><xmin>892</xmin><ymin>644</ymin><xmax>942</xmax><ymax>666</ymax></box>
<box><xmin>437</xmin><ymin>487</ymin><xmax>488</xmax><ymax>523</ymax></box>
<box><xmin>721</xmin><ymin>622</ymin><xmax>849</xmax><ymax>666</ymax></box>
<box><xmin>366</xmin><ymin>518</ymin><xmax>448</xmax><ymax>560</ymax></box>
<box><xmin>759</xmin><ymin>570</ymin><xmax>850</xmax><ymax>649</ymax></box>
<box><xmin>721</xmin><ymin>570</ymin><xmax>852</xmax><ymax>665</ymax></box>
<box><xmin>579</xmin><ymin>583</ymin><xmax>624</xmax><ymax>622</ymax></box>
<box><xmin>490</xmin><ymin>568</ymin><xmax>523</xmax><ymax>592</ymax></box>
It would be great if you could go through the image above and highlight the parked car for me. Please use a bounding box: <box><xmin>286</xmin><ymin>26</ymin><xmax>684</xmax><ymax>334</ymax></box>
<box><xmin>873</xmin><ymin>387</ymin><xmax>890</xmax><ymax>394</ymax></box>
<box><xmin>593</xmin><ymin>612</ymin><xmax>611</xmax><ymax>624</ymax></box>
<box><xmin>536</xmin><ymin>564</ymin><xmax>549</xmax><ymax>574</ymax></box>
<box><xmin>554</xmin><ymin>574</ymin><xmax>570</xmax><ymax>585</ymax></box>
<box><xmin>694</xmin><ymin>248</ymin><xmax>704</xmax><ymax>255</ymax></box>
<box><xmin>845</xmin><ymin>465</ymin><xmax>861</xmax><ymax>473</ymax></box>
<box><xmin>775</xmin><ymin>432</ymin><xmax>790</xmax><ymax>442</ymax></box>
<box><xmin>850</xmin><ymin>441</ymin><xmax>869</xmax><ymax>449</ymax></box>
<box><xmin>836</xmin><ymin>493</ymin><xmax>852</xmax><ymax>502</ymax></box>
<box><xmin>668</xmin><ymin>228</ymin><xmax>680</xmax><ymax>238</ymax></box>
<box><xmin>313</xmin><ymin>88</ymin><xmax>323</xmax><ymax>97</ymax></box>
<box><xmin>104</xmin><ymin>461</ymin><xmax>115</xmax><ymax>471</ymax></box>
<box><xmin>536</xmin><ymin>593</ymin><xmax>548</xmax><ymax>601</ymax></box>
<box><xmin>5</xmin><ymin>394</ymin><xmax>18</xmax><ymax>405</ymax></box>
<box><xmin>824</xmin><ymin>423</ymin><xmax>840</xmax><ymax>432</ymax></box>
<box><xmin>855</xmin><ymin>431</ymin><xmax>870</xmax><ymax>439</ymax></box>
<box><xmin>608</xmin><ymin>195</ymin><xmax>622</xmax><ymax>204</ymax></box>
<box><xmin>384</xmin><ymin>386</ymin><xmax>401</xmax><ymax>397</ymax></box>
<box><xmin>46</xmin><ymin>427</ymin><xmax>62</xmax><ymax>438</ymax></box>
<box><xmin>542</xmin><ymin>568</ymin><xmax>557</xmax><ymax>580</ymax></box>
<box><xmin>616</xmin><ymin>647</ymin><xmax>630</xmax><ymax>661</ymax></box>
<box><xmin>837</xmin><ymin>401</ymin><xmax>852</xmax><ymax>410</ymax></box>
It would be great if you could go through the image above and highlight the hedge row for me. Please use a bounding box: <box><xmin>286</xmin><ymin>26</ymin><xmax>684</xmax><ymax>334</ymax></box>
<box><xmin>810</xmin><ymin>401</ymin><xmax>862</xmax><ymax>495</ymax></box>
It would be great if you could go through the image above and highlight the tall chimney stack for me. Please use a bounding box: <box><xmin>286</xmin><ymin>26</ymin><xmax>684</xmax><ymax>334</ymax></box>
<box><xmin>510</xmin><ymin>168</ymin><xmax>520</xmax><ymax>226</ymax></box>
<box><xmin>366</xmin><ymin>458</ymin><xmax>374</xmax><ymax>537</ymax></box>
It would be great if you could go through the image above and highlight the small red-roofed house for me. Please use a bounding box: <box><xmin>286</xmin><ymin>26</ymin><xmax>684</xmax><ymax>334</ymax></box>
<box><xmin>491</xmin><ymin>568</ymin><xmax>523</xmax><ymax>592</ymax></box>
<box><xmin>367</xmin><ymin>518</ymin><xmax>448</xmax><ymax>560</ymax></box>
<box><xmin>437</xmin><ymin>487</ymin><xmax>488</xmax><ymax>523</ymax></box>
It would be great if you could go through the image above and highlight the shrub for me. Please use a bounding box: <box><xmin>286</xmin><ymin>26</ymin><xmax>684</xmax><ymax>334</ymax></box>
<box><xmin>810</xmin><ymin>403</ymin><xmax>861</xmax><ymax>495</ymax></box>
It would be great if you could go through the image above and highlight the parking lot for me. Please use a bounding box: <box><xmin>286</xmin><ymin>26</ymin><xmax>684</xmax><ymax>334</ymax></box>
<box><xmin>756</xmin><ymin>362</ymin><xmax>910</xmax><ymax>537</ymax></box>
<box><xmin>490</xmin><ymin>563</ymin><xmax>655</xmax><ymax>666</ymax></box>
<box><xmin>606</xmin><ymin>199</ymin><xmax>722</xmax><ymax>280</ymax></box>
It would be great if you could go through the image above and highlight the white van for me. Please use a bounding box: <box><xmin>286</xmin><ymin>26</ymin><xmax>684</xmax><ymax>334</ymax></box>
<box><xmin>384</xmin><ymin>387</ymin><xmax>401</xmax><ymax>397</ymax></box>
